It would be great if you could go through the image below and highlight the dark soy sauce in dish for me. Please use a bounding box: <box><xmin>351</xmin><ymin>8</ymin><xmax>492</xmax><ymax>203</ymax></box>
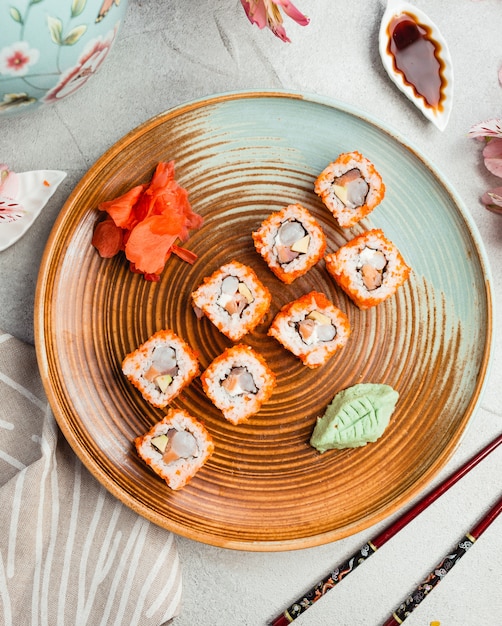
<box><xmin>387</xmin><ymin>12</ymin><xmax>446</xmax><ymax>111</ymax></box>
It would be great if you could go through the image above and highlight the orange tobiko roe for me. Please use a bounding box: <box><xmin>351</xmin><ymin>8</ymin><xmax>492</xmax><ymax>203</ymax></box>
<box><xmin>92</xmin><ymin>161</ymin><xmax>203</xmax><ymax>280</ymax></box>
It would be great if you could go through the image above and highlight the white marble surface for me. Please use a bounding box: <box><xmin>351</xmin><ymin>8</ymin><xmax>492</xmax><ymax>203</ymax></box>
<box><xmin>1</xmin><ymin>1</ymin><xmax>501</xmax><ymax>624</ymax></box>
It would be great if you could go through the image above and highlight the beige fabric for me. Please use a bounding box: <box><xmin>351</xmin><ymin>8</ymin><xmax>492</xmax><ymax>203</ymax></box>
<box><xmin>0</xmin><ymin>330</ymin><xmax>182</xmax><ymax>626</ymax></box>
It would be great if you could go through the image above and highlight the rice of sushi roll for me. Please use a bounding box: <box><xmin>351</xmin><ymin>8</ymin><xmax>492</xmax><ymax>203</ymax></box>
<box><xmin>200</xmin><ymin>344</ymin><xmax>276</xmax><ymax>424</ymax></box>
<box><xmin>268</xmin><ymin>291</ymin><xmax>351</xmax><ymax>368</ymax></box>
<box><xmin>314</xmin><ymin>151</ymin><xmax>385</xmax><ymax>228</ymax></box>
<box><xmin>122</xmin><ymin>329</ymin><xmax>199</xmax><ymax>408</ymax></box>
<box><xmin>325</xmin><ymin>229</ymin><xmax>411</xmax><ymax>309</ymax></box>
<box><xmin>135</xmin><ymin>408</ymin><xmax>214</xmax><ymax>490</ymax></box>
<box><xmin>252</xmin><ymin>204</ymin><xmax>327</xmax><ymax>284</ymax></box>
<box><xmin>191</xmin><ymin>260</ymin><xmax>272</xmax><ymax>341</ymax></box>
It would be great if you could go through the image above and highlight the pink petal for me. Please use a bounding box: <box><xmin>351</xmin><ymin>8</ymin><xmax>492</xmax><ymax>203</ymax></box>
<box><xmin>240</xmin><ymin>0</ymin><xmax>308</xmax><ymax>41</ymax></box>
<box><xmin>240</xmin><ymin>0</ymin><xmax>268</xmax><ymax>28</ymax></box>
<box><xmin>481</xmin><ymin>187</ymin><xmax>502</xmax><ymax>208</ymax></box>
<box><xmin>483</xmin><ymin>197</ymin><xmax>502</xmax><ymax>215</ymax></box>
<box><xmin>0</xmin><ymin>166</ymin><xmax>19</xmax><ymax>199</ymax></box>
<box><xmin>484</xmin><ymin>159</ymin><xmax>502</xmax><ymax>177</ymax></box>
<box><xmin>468</xmin><ymin>118</ymin><xmax>502</xmax><ymax>139</ymax></box>
<box><xmin>270</xmin><ymin>21</ymin><xmax>291</xmax><ymax>42</ymax></box>
<box><xmin>274</xmin><ymin>0</ymin><xmax>309</xmax><ymax>26</ymax></box>
<box><xmin>486</xmin><ymin>205</ymin><xmax>502</xmax><ymax>215</ymax></box>
<box><xmin>483</xmin><ymin>140</ymin><xmax>502</xmax><ymax>177</ymax></box>
<box><xmin>482</xmin><ymin>137</ymin><xmax>502</xmax><ymax>158</ymax></box>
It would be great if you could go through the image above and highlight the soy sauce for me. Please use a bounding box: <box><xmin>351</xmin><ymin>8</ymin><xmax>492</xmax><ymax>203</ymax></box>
<box><xmin>387</xmin><ymin>13</ymin><xmax>445</xmax><ymax>110</ymax></box>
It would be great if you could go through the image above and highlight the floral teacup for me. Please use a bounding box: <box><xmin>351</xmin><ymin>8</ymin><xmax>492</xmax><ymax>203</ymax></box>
<box><xmin>0</xmin><ymin>0</ymin><xmax>128</xmax><ymax>117</ymax></box>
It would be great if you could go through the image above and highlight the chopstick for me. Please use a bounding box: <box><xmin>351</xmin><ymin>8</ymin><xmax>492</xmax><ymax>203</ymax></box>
<box><xmin>269</xmin><ymin>432</ymin><xmax>502</xmax><ymax>626</ymax></box>
<box><xmin>382</xmin><ymin>492</ymin><xmax>502</xmax><ymax>625</ymax></box>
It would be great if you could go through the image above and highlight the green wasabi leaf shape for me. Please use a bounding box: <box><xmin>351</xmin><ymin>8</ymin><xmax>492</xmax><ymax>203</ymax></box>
<box><xmin>310</xmin><ymin>383</ymin><xmax>399</xmax><ymax>452</ymax></box>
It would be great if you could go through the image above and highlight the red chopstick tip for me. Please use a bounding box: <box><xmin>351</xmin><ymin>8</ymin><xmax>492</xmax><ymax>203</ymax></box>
<box><xmin>270</xmin><ymin>614</ymin><xmax>292</xmax><ymax>626</ymax></box>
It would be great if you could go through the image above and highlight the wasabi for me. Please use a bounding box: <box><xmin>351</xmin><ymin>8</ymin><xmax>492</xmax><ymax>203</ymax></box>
<box><xmin>310</xmin><ymin>383</ymin><xmax>399</xmax><ymax>452</ymax></box>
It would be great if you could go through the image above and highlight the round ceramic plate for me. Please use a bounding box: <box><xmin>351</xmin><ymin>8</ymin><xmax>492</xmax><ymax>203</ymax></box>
<box><xmin>35</xmin><ymin>92</ymin><xmax>492</xmax><ymax>551</ymax></box>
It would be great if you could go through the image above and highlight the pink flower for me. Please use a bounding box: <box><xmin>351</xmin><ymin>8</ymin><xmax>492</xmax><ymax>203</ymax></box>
<box><xmin>468</xmin><ymin>118</ymin><xmax>502</xmax><ymax>140</ymax></box>
<box><xmin>468</xmin><ymin>119</ymin><xmax>502</xmax><ymax>175</ymax></box>
<box><xmin>469</xmin><ymin>118</ymin><xmax>502</xmax><ymax>214</ymax></box>
<box><xmin>43</xmin><ymin>28</ymin><xmax>116</xmax><ymax>103</ymax></box>
<box><xmin>0</xmin><ymin>41</ymin><xmax>40</xmax><ymax>77</ymax></box>
<box><xmin>240</xmin><ymin>0</ymin><xmax>309</xmax><ymax>42</ymax></box>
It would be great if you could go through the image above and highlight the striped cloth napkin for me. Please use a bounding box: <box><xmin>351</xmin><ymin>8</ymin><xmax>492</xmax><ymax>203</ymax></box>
<box><xmin>0</xmin><ymin>330</ymin><xmax>182</xmax><ymax>626</ymax></box>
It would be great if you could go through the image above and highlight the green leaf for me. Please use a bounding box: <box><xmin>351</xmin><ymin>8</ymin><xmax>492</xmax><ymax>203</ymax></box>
<box><xmin>63</xmin><ymin>24</ymin><xmax>87</xmax><ymax>45</ymax></box>
<box><xmin>47</xmin><ymin>16</ymin><xmax>63</xmax><ymax>45</ymax></box>
<box><xmin>9</xmin><ymin>7</ymin><xmax>23</xmax><ymax>23</ymax></box>
<box><xmin>29</xmin><ymin>0</ymin><xmax>44</xmax><ymax>4</ymax></box>
<box><xmin>310</xmin><ymin>383</ymin><xmax>399</xmax><ymax>452</ymax></box>
<box><xmin>71</xmin><ymin>0</ymin><xmax>87</xmax><ymax>18</ymax></box>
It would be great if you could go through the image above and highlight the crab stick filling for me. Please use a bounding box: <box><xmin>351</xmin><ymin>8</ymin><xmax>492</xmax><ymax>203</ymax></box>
<box><xmin>273</xmin><ymin>219</ymin><xmax>310</xmax><ymax>265</ymax></box>
<box><xmin>293</xmin><ymin>310</ymin><xmax>337</xmax><ymax>345</ymax></box>
<box><xmin>217</xmin><ymin>275</ymin><xmax>254</xmax><ymax>316</ymax></box>
<box><xmin>150</xmin><ymin>428</ymin><xmax>199</xmax><ymax>464</ymax></box>
<box><xmin>220</xmin><ymin>366</ymin><xmax>258</xmax><ymax>396</ymax></box>
<box><xmin>144</xmin><ymin>345</ymin><xmax>179</xmax><ymax>392</ymax></box>
<box><xmin>356</xmin><ymin>246</ymin><xmax>388</xmax><ymax>291</ymax></box>
<box><xmin>333</xmin><ymin>168</ymin><xmax>369</xmax><ymax>209</ymax></box>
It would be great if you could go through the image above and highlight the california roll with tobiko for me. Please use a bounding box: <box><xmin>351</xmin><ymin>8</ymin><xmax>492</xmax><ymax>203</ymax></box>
<box><xmin>191</xmin><ymin>260</ymin><xmax>271</xmax><ymax>341</ymax></box>
<box><xmin>325</xmin><ymin>229</ymin><xmax>411</xmax><ymax>309</ymax></box>
<box><xmin>268</xmin><ymin>291</ymin><xmax>351</xmax><ymax>368</ymax></box>
<box><xmin>252</xmin><ymin>204</ymin><xmax>326</xmax><ymax>284</ymax></box>
<box><xmin>201</xmin><ymin>344</ymin><xmax>276</xmax><ymax>424</ymax></box>
<box><xmin>314</xmin><ymin>151</ymin><xmax>385</xmax><ymax>228</ymax></box>
<box><xmin>135</xmin><ymin>408</ymin><xmax>214</xmax><ymax>490</ymax></box>
<box><xmin>122</xmin><ymin>329</ymin><xmax>200</xmax><ymax>408</ymax></box>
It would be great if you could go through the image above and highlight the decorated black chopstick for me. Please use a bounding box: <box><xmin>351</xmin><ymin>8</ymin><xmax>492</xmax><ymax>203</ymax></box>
<box><xmin>269</xmin><ymin>433</ymin><xmax>502</xmax><ymax>626</ymax></box>
<box><xmin>382</xmin><ymin>492</ymin><xmax>502</xmax><ymax>626</ymax></box>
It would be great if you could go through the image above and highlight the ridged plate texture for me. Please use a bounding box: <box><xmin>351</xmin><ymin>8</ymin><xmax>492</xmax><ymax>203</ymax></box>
<box><xmin>35</xmin><ymin>92</ymin><xmax>492</xmax><ymax>550</ymax></box>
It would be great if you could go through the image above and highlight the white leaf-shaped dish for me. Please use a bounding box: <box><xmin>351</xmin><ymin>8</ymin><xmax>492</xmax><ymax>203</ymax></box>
<box><xmin>0</xmin><ymin>170</ymin><xmax>66</xmax><ymax>251</ymax></box>
<box><xmin>379</xmin><ymin>0</ymin><xmax>454</xmax><ymax>131</ymax></box>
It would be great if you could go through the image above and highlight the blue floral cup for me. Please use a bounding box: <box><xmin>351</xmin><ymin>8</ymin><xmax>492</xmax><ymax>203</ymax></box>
<box><xmin>0</xmin><ymin>0</ymin><xmax>129</xmax><ymax>116</ymax></box>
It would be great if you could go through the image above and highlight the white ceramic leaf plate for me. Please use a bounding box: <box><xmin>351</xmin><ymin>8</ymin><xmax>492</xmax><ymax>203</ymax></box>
<box><xmin>0</xmin><ymin>170</ymin><xmax>66</xmax><ymax>251</ymax></box>
<box><xmin>379</xmin><ymin>0</ymin><xmax>454</xmax><ymax>131</ymax></box>
<box><xmin>35</xmin><ymin>92</ymin><xmax>492</xmax><ymax>551</ymax></box>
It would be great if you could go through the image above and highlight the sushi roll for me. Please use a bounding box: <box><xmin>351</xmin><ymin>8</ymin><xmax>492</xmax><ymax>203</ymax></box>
<box><xmin>122</xmin><ymin>329</ymin><xmax>199</xmax><ymax>408</ymax></box>
<box><xmin>200</xmin><ymin>344</ymin><xmax>276</xmax><ymax>424</ymax></box>
<box><xmin>135</xmin><ymin>408</ymin><xmax>214</xmax><ymax>490</ymax></box>
<box><xmin>252</xmin><ymin>204</ymin><xmax>327</xmax><ymax>284</ymax></box>
<box><xmin>191</xmin><ymin>260</ymin><xmax>272</xmax><ymax>342</ymax></box>
<box><xmin>314</xmin><ymin>151</ymin><xmax>385</xmax><ymax>228</ymax></box>
<box><xmin>268</xmin><ymin>291</ymin><xmax>351</xmax><ymax>368</ymax></box>
<box><xmin>325</xmin><ymin>229</ymin><xmax>411</xmax><ymax>309</ymax></box>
